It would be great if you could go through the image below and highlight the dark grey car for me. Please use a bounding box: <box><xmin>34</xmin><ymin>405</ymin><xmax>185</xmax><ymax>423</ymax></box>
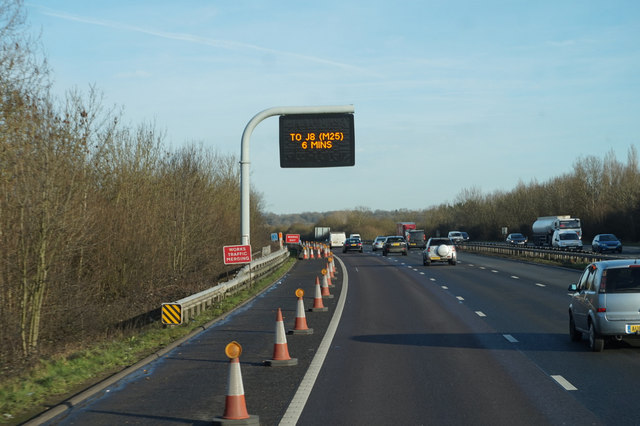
<box><xmin>382</xmin><ymin>236</ymin><xmax>407</xmax><ymax>256</ymax></box>
<box><xmin>568</xmin><ymin>259</ymin><xmax>640</xmax><ymax>352</ymax></box>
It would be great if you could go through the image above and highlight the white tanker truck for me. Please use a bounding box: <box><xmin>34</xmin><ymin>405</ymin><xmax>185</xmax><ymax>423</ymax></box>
<box><xmin>531</xmin><ymin>215</ymin><xmax>582</xmax><ymax>247</ymax></box>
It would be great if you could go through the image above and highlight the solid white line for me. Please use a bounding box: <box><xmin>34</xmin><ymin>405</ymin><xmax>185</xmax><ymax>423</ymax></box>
<box><xmin>503</xmin><ymin>334</ymin><xmax>518</xmax><ymax>343</ymax></box>
<box><xmin>475</xmin><ymin>311</ymin><xmax>486</xmax><ymax>317</ymax></box>
<box><xmin>279</xmin><ymin>255</ymin><xmax>349</xmax><ymax>425</ymax></box>
<box><xmin>551</xmin><ymin>375</ymin><xmax>577</xmax><ymax>391</ymax></box>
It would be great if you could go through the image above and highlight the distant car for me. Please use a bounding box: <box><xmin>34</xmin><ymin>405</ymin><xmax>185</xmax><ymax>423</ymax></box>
<box><xmin>382</xmin><ymin>236</ymin><xmax>407</xmax><ymax>256</ymax></box>
<box><xmin>343</xmin><ymin>238</ymin><xmax>363</xmax><ymax>253</ymax></box>
<box><xmin>460</xmin><ymin>232</ymin><xmax>470</xmax><ymax>242</ymax></box>
<box><xmin>506</xmin><ymin>233</ymin><xmax>528</xmax><ymax>245</ymax></box>
<box><xmin>349</xmin><ymin>233</ymin><xmax>361</xmax><ymax>241</ymax></box>
<box><xmin>591</xmin><ymin>234</ymin><xmax>622</xmax><ymax>253</ymax></box>
<box><xmin>447</xmin><ymin>231</ymin><xmax>464</xmax><ymax>244</ymax></box>
<box><xmin>372</xmin><ymin>236</ymin><xmax>387</xmax><ymax>252</ymax></box>
<box><xmin>423</xmin><ymin>238</ymin><xmax>457</xmax><ymax>266</ymax></box>
<box><xmin>568</xmin><ymin>259</ymin><xmax>640</xmax><ymax>352</ymax></box>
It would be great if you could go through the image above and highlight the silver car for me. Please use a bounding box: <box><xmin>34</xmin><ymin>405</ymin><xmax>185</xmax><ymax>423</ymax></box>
<box><xmin>372</xmin><ymin>236</ymin><xmax>386</xmax><ymax>252</ymax></box>
<box><xmin>423</xmin><ymin>238</ymin><xmax>457</xmax><ymax>266</ymax></box>
<box><xmin>568</xmin><ymin>259</ymin><xmax>640</xmax><ymax>352</ymax></box>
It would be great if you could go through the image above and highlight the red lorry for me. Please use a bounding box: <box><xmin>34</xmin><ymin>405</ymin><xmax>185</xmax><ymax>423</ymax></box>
<box><xmin>396</xmin><ymin>222</ymin><xmax>416</xmax><ymax>238</ymax></box>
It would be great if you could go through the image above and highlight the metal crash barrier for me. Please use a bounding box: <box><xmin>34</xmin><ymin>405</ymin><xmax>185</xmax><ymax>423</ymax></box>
<box><xmin>162</xmin><ymin>247</ymin><xmax>290</xmax><ymax>324</ymax></box>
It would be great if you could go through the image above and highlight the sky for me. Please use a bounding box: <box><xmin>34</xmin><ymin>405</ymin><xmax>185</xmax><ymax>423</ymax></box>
<box><xmin>24</xmin><ymin>1</ymin><xmax>640</xmax><ymax>215</ymax></box>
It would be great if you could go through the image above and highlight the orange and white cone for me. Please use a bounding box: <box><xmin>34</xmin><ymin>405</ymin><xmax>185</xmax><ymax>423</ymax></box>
<box><xmin>265</xmin><ymin>308</ymin><xmax>298</xmax><ymax>366</ymax></box>
<box><xmin>289</xmin><ymin>289</ymin><xmax>313</xmax><ymax>334</ymax></box>
<box><xmin>321</xmin><ymin>273</ymin><xmax>334</xmax><ymax>299</ymax></box>
<box><xmin>325</xmin><ymin>265</ymin><xmax>334</xmax><ymax>287</ymax></box>
<box><xmin>213</xmin><ymin>342</ymin><xmax>259</xmax><ymax>425</ymax></box>
<box><xmin>303</xmin><ymin>246</ymin><xmax>308</xmax><ymax>260</ymax></box>
<box><xmin>310</xmin><ymin>276</ymin><xmax>328</xmax><ymax>312</ymax></box>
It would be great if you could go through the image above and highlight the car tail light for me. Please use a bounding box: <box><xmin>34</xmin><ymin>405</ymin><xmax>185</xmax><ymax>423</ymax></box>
<box><xmin>597</xmin><ymin>307</ymin><xmax>607</xmax><ymax>312</ymax></box>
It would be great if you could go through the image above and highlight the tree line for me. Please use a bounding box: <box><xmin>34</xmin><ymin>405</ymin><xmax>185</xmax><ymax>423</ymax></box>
<box><xmin>0</xmin><ymin>1</ymin><xmax>272</xmax><ymax>371</ymax></box>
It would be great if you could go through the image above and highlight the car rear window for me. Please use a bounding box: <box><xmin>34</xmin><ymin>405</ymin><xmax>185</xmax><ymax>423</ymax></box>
<box><xmin>430</xmin><ymin>239</ymin><xmax>450</xmax><ymax>245</ymax></box>
<box><xmin>387</xmin><ymin>237</ymin><xmax>403</xmax><ymax>242</ymax></box>
<box><xmin>605</xmin><ymin>268</ymin><xmax>640</xmax><ymax>293</ymax></box>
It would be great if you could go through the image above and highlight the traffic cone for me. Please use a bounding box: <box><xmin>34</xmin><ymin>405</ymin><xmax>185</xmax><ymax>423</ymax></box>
<box><xmin>321</xmin><ymin>274</ymin><xmax>334</xmax><ymax>299</ymax></box>
<box><xmin>213</xmin><ymin>344</ymin><xmax>259</xmax><ymax>425</ymax></box>
<box><xmin>265</xmin><ymin>308</ymin><xmax>298</xmax><ymax>366</ymax></box>
<box><xmin>310</xmin><ymin>276</ymin><xmax>328</xmax><ymax>312</ymax></box>
<box><xmin>289</xmin><ymin>293</ymin><xmax>313</xmax><ymax>335</ymax></box>
<box><xmin>303</xmin><ymin>246</ymin><xmax>308</xmax><ymax>260</ymax></box>
<box><xmin>325</xmin><ymin>265</ymin><xmax>334</xmax><ymax>287</ymax></box>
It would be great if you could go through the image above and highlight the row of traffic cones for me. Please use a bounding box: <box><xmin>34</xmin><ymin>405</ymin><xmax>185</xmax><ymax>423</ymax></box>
<box><xmin>301</xmin><ymin>242</ymin><xmax>332</xmax><ymax>260</ymax></box>
<box><xmin>213</xmin><ymin>262</ymin><xmax>337</xmax><ymax>424</ymax></box>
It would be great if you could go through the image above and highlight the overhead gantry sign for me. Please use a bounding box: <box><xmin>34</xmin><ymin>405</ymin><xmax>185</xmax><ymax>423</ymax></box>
<box><xmin>240</xmin><ymin>105</ymin><xmax>355</xmax><ymax>245</ymax></box>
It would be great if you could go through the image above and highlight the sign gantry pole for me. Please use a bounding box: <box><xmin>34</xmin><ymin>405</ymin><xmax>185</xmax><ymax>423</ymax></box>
<box><xmin>240</xmin><ymin>105</ymin><xmax>355</xmax><ymax>245</ymax></box>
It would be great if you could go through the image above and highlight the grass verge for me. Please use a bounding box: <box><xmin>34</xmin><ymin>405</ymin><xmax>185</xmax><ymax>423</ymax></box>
<box><xmin>0</xmin><ymin>257</ymin><xmax>297</xmax><ymax>425</ymax></box>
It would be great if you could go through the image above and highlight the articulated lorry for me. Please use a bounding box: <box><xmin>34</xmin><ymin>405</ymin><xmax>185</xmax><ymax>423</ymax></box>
<box><xmin>532</xmin><ymin>215</ymin><xmax>582</xmax><ymax>247</ymax></box>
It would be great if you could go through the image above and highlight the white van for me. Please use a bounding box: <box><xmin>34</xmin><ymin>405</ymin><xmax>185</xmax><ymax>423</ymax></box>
<box><xmin>552</xmin><ymin>230</ymin><xmax>583</xmax><ymax>250</ymax></box>
<box><xmin>329</xmin><ymin>232</ymin><xmax>347</xmax><ymax>248</ymax></box>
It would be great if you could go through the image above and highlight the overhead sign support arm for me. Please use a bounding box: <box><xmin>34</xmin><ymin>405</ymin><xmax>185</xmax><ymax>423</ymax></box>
<box><xmin>240</xmin><ymin>105</ymin><xmax>355</xmax><ymax>245</ymax></box>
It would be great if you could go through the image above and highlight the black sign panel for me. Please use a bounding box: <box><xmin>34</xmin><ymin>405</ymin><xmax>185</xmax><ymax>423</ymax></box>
<box><xmin>279</xmin><ymin>113</ymin><xmax>355</xmax><ymax>168</ymax></box>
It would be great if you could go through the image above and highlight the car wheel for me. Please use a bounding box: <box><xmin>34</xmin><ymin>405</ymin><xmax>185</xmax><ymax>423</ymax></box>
<box><xmin>569</xmin><ymin>313</ymin><xmax>582</xmax><ymax>342</ymax></box>
<box><xmin>449</xmin><ymin>258</ymin><xmax>457</xmax><ymax>266</ymax></box>
<box><xmin>588</xmin><ymin>321</ymin><xmax>604</xmax><ymax>352</ymax></box>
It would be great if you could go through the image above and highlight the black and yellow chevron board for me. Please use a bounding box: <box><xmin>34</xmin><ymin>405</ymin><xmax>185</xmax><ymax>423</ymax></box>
<box><xmin>162</xmin><ymin>303</ymin><xmax>182</xmax><ymax>325</ymax></box>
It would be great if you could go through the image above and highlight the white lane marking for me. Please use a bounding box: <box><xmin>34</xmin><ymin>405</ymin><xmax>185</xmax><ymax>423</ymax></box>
<box><xmin>479</xmin><ymin>267</ymin><xmax>486</xmax><ymax>270</ymax></box>
<box><xmin>475</xmin><ymin>311</ymin><xmax>486</xmax><ymax>317</ymax></box>
<box><xmin>551</xmin><ymin>375</ymin><xmax>577</xmax><ymax>391</ymax></box>
<box><xmin>279</xmin><ymin>255</ymin><xmax>349</xmax><ymax>425</ymax></box>
<box><xmin>441</xmin><ymin>286</ymin><xmax>449</xmax><ymax>290</ymax></box>
<box><xmin>430</xmin><ymin>278</ymin><xmax>436</xmax><ymax>282</ymax></box>
<box><xmin>491</xmin><ymin>270</ymin><xmax>499</xmax><ymax>273</ymax></box>
<box><xmin>503</xmin><ymin>334</ymin><xmax>518</xmax><ymax>343</ymax></box>
<box><xmin>468</xmin><ymin>264</ymin><xmax>475</xmax><ymax>267</ymax></box>
<box><xmin>419</xmin><ymin>272</ymin><xmax>425</xmax><ymax>275</ymax></box>
<box><xmin>511</xmin><ymin>275</ymin><xmax>519</xmax><ymax>279</ymax></box>
<box><xmin>456</xmin><ymin>296</ymin><xmax>464</xmax><ymax>301</ymax></box>
<box><xmin>535</xmin><ymin>283</ymin><xmax>546</xmax><ymax>287</ymax></box>
<box><xmin>355</xmin><ymin>267</ymin><xmax>359</xmax><ymax>272</ymax></box>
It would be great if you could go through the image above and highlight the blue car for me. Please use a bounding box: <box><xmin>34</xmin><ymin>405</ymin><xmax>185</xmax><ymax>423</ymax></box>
<box><xmin>591</xmin><ymin>234</ymin><xmax>622</xmax><ymax>253</ymax></box>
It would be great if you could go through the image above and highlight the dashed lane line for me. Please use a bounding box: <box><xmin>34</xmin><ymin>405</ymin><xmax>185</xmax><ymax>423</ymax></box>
<box><xmin>551</xmin><ymin>375</ymin><xmax>577</xmax><ymax>391</ymax></box>
<box><xmin>503</xmin><ymin>334</ymin><xmax>518</xmax><ymax>343</ymax></box>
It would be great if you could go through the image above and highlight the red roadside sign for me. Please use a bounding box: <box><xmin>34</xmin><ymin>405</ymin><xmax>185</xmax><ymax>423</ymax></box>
<box><xmin>285</xmin><ymin>234</ymin><xmax>301</xmax><ymax>244</ymax></box>
<box><xmin>223</xmin><ymin>245</ymin><xmax>252</xmax><ymax>264</ymax></box>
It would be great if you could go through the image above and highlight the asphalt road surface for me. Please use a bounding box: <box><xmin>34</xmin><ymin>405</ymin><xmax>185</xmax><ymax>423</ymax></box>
<box><xmin>31</xmin><ymin>246</ymin><xmax>640</xmax><ymax>425</ymax></box>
